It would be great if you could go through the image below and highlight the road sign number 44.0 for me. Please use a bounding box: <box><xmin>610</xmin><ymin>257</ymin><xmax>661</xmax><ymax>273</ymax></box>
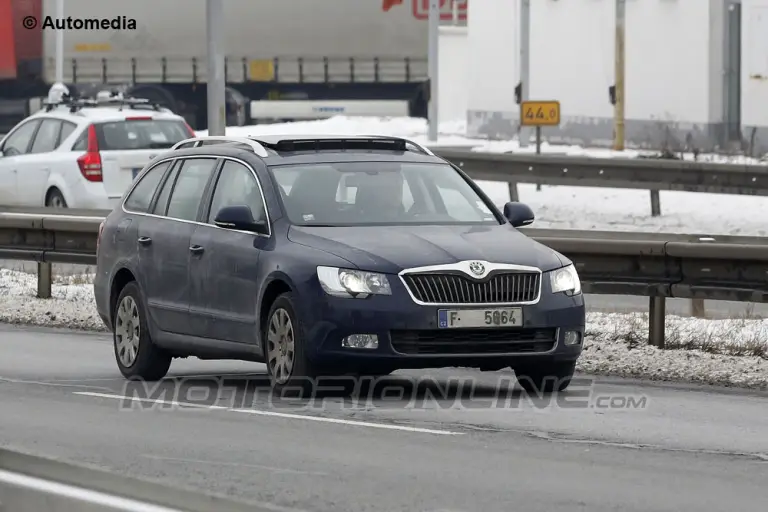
<box><xmin>520</xmin><ymin>100</ymin><xmax>561</xmax><ymax>127</ymax></box>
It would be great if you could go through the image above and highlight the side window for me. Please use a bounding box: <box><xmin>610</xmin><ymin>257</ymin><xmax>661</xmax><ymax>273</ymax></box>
<box><xmin>30</xmin><ymin>119</ymin><xmax>63</xmax><ymax>154</ymax></box>
<box><xmin>1</xmin><ymin>119</ymin><xmax>41</xmax><ymax>156</ymax></box>
<box><xmin>58</xmin><ymin>121</ymin><xmax>77</xmax><ymax>146</ymax></box>
<box><xmin>166</xmin><ymin>158</ymin><xmax>218</xmax><ymax>221</ymax></box>
<box><xmin>72</xmin><ymin>130</ymin><xmax>87</xmax><ymax>151</ymax></box>
<box><xmin>123</xmin><ymin>161</ymin><xmax>171</xmax><ymax>213</ymax></box>
<box><xmin>151</xmin><ymin>162</ymin><xmax>180</xmax><ymax>216</ymax></box>
<box><xmin>207</xmin><ymin>160</ymin><xmax>266</xmax><ymax>224</ymax></box>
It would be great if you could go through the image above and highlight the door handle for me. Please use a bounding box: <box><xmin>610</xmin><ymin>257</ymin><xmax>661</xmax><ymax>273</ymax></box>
<box><xmin>137</xmin><ymin>236</ymin><xmax>152</xmax><ymax>246</ymax></box>
<box><xmin>189</xmin><ymin>245</ymin><xmax>204</xmax><ymax>255</ymax></box>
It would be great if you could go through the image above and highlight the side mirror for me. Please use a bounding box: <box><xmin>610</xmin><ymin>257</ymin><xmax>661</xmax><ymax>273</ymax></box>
<box><xmin>503</xmin><ymin>201</ymin><xmax>535</xmax><ymax>227</ymax></box>
<box><xmin>214</xmin><ymin>205</ymin><xmax>268</xmax><ymax>234</ymax></box>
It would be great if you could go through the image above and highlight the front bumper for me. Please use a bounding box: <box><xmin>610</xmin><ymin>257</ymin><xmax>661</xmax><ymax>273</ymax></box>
<box><xmin>297</xmin><ymin>285</ymin><xmax>585</xmax><ymax>371</ymax></box>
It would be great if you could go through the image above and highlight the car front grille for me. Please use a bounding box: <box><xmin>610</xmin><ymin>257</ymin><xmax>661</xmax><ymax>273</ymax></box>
<box><xmin>390</xmin><ymin>328</ymin><xmax>557</xmax><ymax>355</ymax></box>
<box><xmin>401</xmin><ymin>271</ymin><xmax>541</xmax><ymax>304</ymax></box>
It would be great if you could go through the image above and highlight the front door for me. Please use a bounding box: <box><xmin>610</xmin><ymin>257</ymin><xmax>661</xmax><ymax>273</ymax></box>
<box><xmin>0</xmin><ymin>119</ymin><xmax>41</xmax><ymax>206</ymax></box>
<box><xmin>187</xmin><ymin>159</ymin><xmax>270</xmax><ymax>345</ymax></box>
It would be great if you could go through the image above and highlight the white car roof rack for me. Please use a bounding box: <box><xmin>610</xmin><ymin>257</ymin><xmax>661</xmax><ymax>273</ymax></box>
<box><xmin>171</xmin><ymin>136</ymin><xmax>269</xmax><ymax>157</ymax></box>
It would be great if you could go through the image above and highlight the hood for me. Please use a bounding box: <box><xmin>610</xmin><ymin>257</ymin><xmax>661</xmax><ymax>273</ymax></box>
<box><xmin>287</xmin><ymin>223</ymin><xmax>566</xmax><ymax>274</ymax></box>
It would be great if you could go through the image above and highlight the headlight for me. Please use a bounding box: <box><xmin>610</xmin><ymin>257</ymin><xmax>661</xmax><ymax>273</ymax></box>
<box><xmin>549</xmin><ymin>264</ymin><xmax>581</xmax><ymax>295</ymax></box>
<box><xmin>317</xmin><ymin>266</ymin><xmax>392</xmax><ymax>298</ymax></box>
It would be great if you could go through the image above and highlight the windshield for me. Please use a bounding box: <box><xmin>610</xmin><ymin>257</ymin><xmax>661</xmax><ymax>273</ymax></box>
<box><xmin>95</xmin><ymin>119</ymin><xmax>190</xmax><ymax>150</ymax></box>
<box><xmin>270</xmin><ymin>162</ymin><xmax>501</xmax><ymax>226</ymax></box>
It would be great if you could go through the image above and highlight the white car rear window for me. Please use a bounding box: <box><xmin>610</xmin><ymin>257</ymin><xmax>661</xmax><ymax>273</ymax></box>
<box><xmin>96</xmin><ymin>119</ymin><xmax>190</xmax><ymax>150</ymax></box>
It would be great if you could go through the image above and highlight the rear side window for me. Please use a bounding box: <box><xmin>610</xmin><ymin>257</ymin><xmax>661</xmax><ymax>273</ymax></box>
<box><xmin>95</xmin><ymin>119</ymin><xmax>191</xmax><ymax>150</ymax></box>
<box><xmin>166</xmin><ymin>158</ymin><xmax>218</xmax><ymax>221</ymax></box>
<box><xmin>59</xmin><ymin>121</ymin><xmax>77</xmax><ymax>145</ymax></box>
<box><xmin>124</xmin><ymin>161</ymin><xmax>171</xmax><ymax>212</ymax></box>
<box><xmin>151</xmin><ymin>163</ymin><xmax>181</xmax><ymax>216</ymax></box>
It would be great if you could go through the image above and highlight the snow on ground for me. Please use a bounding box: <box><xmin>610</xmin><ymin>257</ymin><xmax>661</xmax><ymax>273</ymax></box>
<box><xmin>197</xmin><ymin>116</ymin><xmax>768</xmax><ymax>235</ymax></box>
<box><xmin>1</xmin><ymin>269</ymin><xmax>766</xmax><ymax>390</ymax></box>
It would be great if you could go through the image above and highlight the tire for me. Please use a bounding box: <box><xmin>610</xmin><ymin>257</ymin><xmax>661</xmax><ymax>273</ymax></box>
<box><xmin>113</xmin><ymin>281</ymin><xmax>171</xmax><ymax>381</ymax></box>
<box><xmin>514</xmin><ymin>361</ymin><xmax>576</xmax><ymax>393</ymax></box>
<box><xmin>263</xmin><ymin>292</ymin><xmax>318</xmax><ymax>396</ymax></box>
<box><xmin>46</xmin><ymin>188</ymin><xmax>68</xmax><ymax>208</ymax></box>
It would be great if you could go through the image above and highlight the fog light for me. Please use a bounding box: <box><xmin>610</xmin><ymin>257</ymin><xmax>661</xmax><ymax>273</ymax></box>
<box><xmin>564</xmin><ymin>330</ymin><xmax>581</xmax><ymax>346</ymax></box>
<box><xmin>342</xmin><ymin>334</ymin><xmax>379</xmax><ymax>349</ymax></box>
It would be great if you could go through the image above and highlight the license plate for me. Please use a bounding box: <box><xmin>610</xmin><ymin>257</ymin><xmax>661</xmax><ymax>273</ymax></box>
<box><xmin>131</xmin><ymin>168</ymin><xmax>142</xmax><ymax>179</ymax></box>
<box><xmin>438</xmin><ymin>308</ymin><xmax>523</xmax><ymax>329</ymax></box>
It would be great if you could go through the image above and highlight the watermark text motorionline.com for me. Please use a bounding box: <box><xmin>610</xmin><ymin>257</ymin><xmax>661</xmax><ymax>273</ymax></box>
<box><xmin>22</xmin><ymin>16</ymin><xmax>137</xmax><ymax>31</ymax></box>
<box><xmin>117</xmin><ymin>375</ymin><xmax>650</xmax><ymax>412</ymax></box>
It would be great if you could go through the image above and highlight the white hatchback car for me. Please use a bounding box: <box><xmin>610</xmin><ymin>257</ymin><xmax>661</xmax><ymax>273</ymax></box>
<box><xmin>0</xmin><ymin>93</ymin><xmax>196</xmax><ymax>209</ymax></box>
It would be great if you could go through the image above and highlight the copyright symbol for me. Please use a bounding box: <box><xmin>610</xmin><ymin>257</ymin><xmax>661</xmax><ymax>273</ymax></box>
<box><xmin>22</xmin><ymin>16</ymin><xmax>37</xmax><ymax>29</ymax></box>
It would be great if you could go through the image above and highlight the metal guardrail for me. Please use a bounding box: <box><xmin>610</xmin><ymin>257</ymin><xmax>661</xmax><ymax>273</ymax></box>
<box><xmin>0</xmin><ymin>448</ymin><xmax>273</xmax><ymax>512</ymax></box>
<box><xmin>3</xmin><ymin>210</ymin><xmax>768</xmax><ymax>347</ymax></box>
<box><xmin>432</xmin><ymin>149</ymin><xmax>768</xmax><ymax>217</ymax></box>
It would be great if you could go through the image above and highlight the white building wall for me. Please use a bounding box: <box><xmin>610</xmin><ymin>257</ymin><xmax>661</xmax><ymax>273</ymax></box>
<box><xmin>466</xmin><ymin>0</ymin><xmax>728</xmax><ymax>152</ymax></box>
<box><xmin>742</xmin><ymin>0</ymin><xmax>768</xmax><ymax>128</ymax></box>
<box><xmin>466</xmin><ymin>0</ymin><xmax>520</xmax><ymax>138</ymax></box>
<box><xmin>437</xmin><ymin>26</ymin><xmax>469</xmax><ymax>125</ymax></box>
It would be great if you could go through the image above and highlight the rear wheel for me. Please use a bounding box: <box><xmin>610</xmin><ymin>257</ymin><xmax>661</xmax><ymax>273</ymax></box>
<box><xmin>264</xmin><ymin>293</ymin><xmax>318</xmax><ymax>395</ymax></box>
<box><xmin>45</xmin><ymin>188</ymin><xmax>67</xmax><ymax>208</ymax></box>
<box><xmin>514</xmin><ymin>361</ymin><xmax>576</xmax><ymax>393</ymax></box>
<box><xmin>113</xmin><ymin>281</ymin><xmax>171</xmax><ymax>381</ymax></box>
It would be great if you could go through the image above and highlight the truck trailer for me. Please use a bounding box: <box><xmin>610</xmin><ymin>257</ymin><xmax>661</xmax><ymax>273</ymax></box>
<box><xmin>0</xmin><ymin>0</ymin><xmax>468</xmax><ymax>130</ymax></box>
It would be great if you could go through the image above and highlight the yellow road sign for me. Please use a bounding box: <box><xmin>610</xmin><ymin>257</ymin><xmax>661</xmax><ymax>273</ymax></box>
<box><xmin>520</xmin><ymin>100</ymin><xmax>561</xmax><ymax>126</ymax></box>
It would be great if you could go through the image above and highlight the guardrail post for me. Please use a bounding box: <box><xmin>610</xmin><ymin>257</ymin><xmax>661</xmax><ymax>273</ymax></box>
<box><xmin>690</xmin><ymin>298</ymin><xmax>706</xmax><ymax>318</ymax></box>
<box><xmin>508</xmin><ymin>182</ymin><xmax>519</xmax><ymax>202</ymax></box>
<box><xmin>37</xmin><ymin>263</ymin><xmax>52</xmax><ymax>299</ymax></box>
<box><xmin>649</xmin><ymin>190</ymin><xmax>661</xmax><ymax>216</ymax></box>
<box><xmin>648</xmin><ymin>296</ymin><xmax>665</xmax><ymax>348</ymax></box>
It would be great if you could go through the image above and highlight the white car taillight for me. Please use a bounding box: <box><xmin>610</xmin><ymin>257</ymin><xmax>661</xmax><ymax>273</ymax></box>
<box><xmin>77</xmin><ymin>124</ymin><xmax>103</xmax><ymax>182</ymax></box>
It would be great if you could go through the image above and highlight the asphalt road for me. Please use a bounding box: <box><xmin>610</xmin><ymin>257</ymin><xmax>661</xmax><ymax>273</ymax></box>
<box><xmin>2</xmin><ymin>260</ymin><xmax>764</xmax><ymax>319</ymax></box>
<box><xmin>1</xmin><ymin>324</ymin><xmax>766</xmax><ymax>511</ymax></box>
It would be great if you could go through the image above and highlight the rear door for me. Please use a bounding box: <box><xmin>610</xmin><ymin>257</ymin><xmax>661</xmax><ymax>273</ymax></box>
<box><xmin>94</xmin><ymin>117</ymin><xmax>193</xmax><ymax>203</ymax></box>
<box><xmin>136</xmin><ymin>156</ymin><xmax>218</xmax><ymax>336</ymax></box>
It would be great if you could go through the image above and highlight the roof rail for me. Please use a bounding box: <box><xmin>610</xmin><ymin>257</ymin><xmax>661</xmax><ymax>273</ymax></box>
<box><xmin>361</xmin><ymin>135</ymin><xmax>435</xmax><ymax>156</ymax></box>
<box><xmin>43</xmin><ymin>93</ymin><xmax>166</xmax><ymax>113</ymax></box>
<box><xmin>171</xmin><ymin>136</ymin><xmax>269</xmax><ymax>157</ymax></box>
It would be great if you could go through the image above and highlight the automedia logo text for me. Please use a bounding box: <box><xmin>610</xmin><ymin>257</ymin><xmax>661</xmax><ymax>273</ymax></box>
<box><xmin>23</xmin><ymin>16</ymin><xmax>137</xmax><ymax>30</ymax></box>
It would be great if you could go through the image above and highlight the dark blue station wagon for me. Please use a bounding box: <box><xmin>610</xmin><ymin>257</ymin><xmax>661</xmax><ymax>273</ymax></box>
<box><xmin>94</xmin><ymin>135</ymin><xmax>585</xmax><ymax>394</ymax></box>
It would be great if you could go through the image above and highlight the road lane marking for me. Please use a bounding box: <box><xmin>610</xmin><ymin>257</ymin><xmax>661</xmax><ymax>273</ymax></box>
<box><xmin>73</xmin><ymin>391</ymin><xmax>463</xmax><ymax>436</ymax></box>
<box><xmin>0</xmin><ymin>469</ymin><xmax>183</xmax><ymax>512</ymax></box>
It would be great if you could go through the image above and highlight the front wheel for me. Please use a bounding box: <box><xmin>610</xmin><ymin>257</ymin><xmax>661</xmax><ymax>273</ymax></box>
<box><xmin>264</xmin><ymin>292</ymin><xmax>318</xmax><ymax>395</ymax></box>
<box><xmin>113</xmin><ymin>281</ymin><xmax>171</xmax><ymax>381</ymax></box>
<box><xmin>513</xmin><ymin>361</ymin><xmax>576</xmax><ymax>393</ymax></box>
